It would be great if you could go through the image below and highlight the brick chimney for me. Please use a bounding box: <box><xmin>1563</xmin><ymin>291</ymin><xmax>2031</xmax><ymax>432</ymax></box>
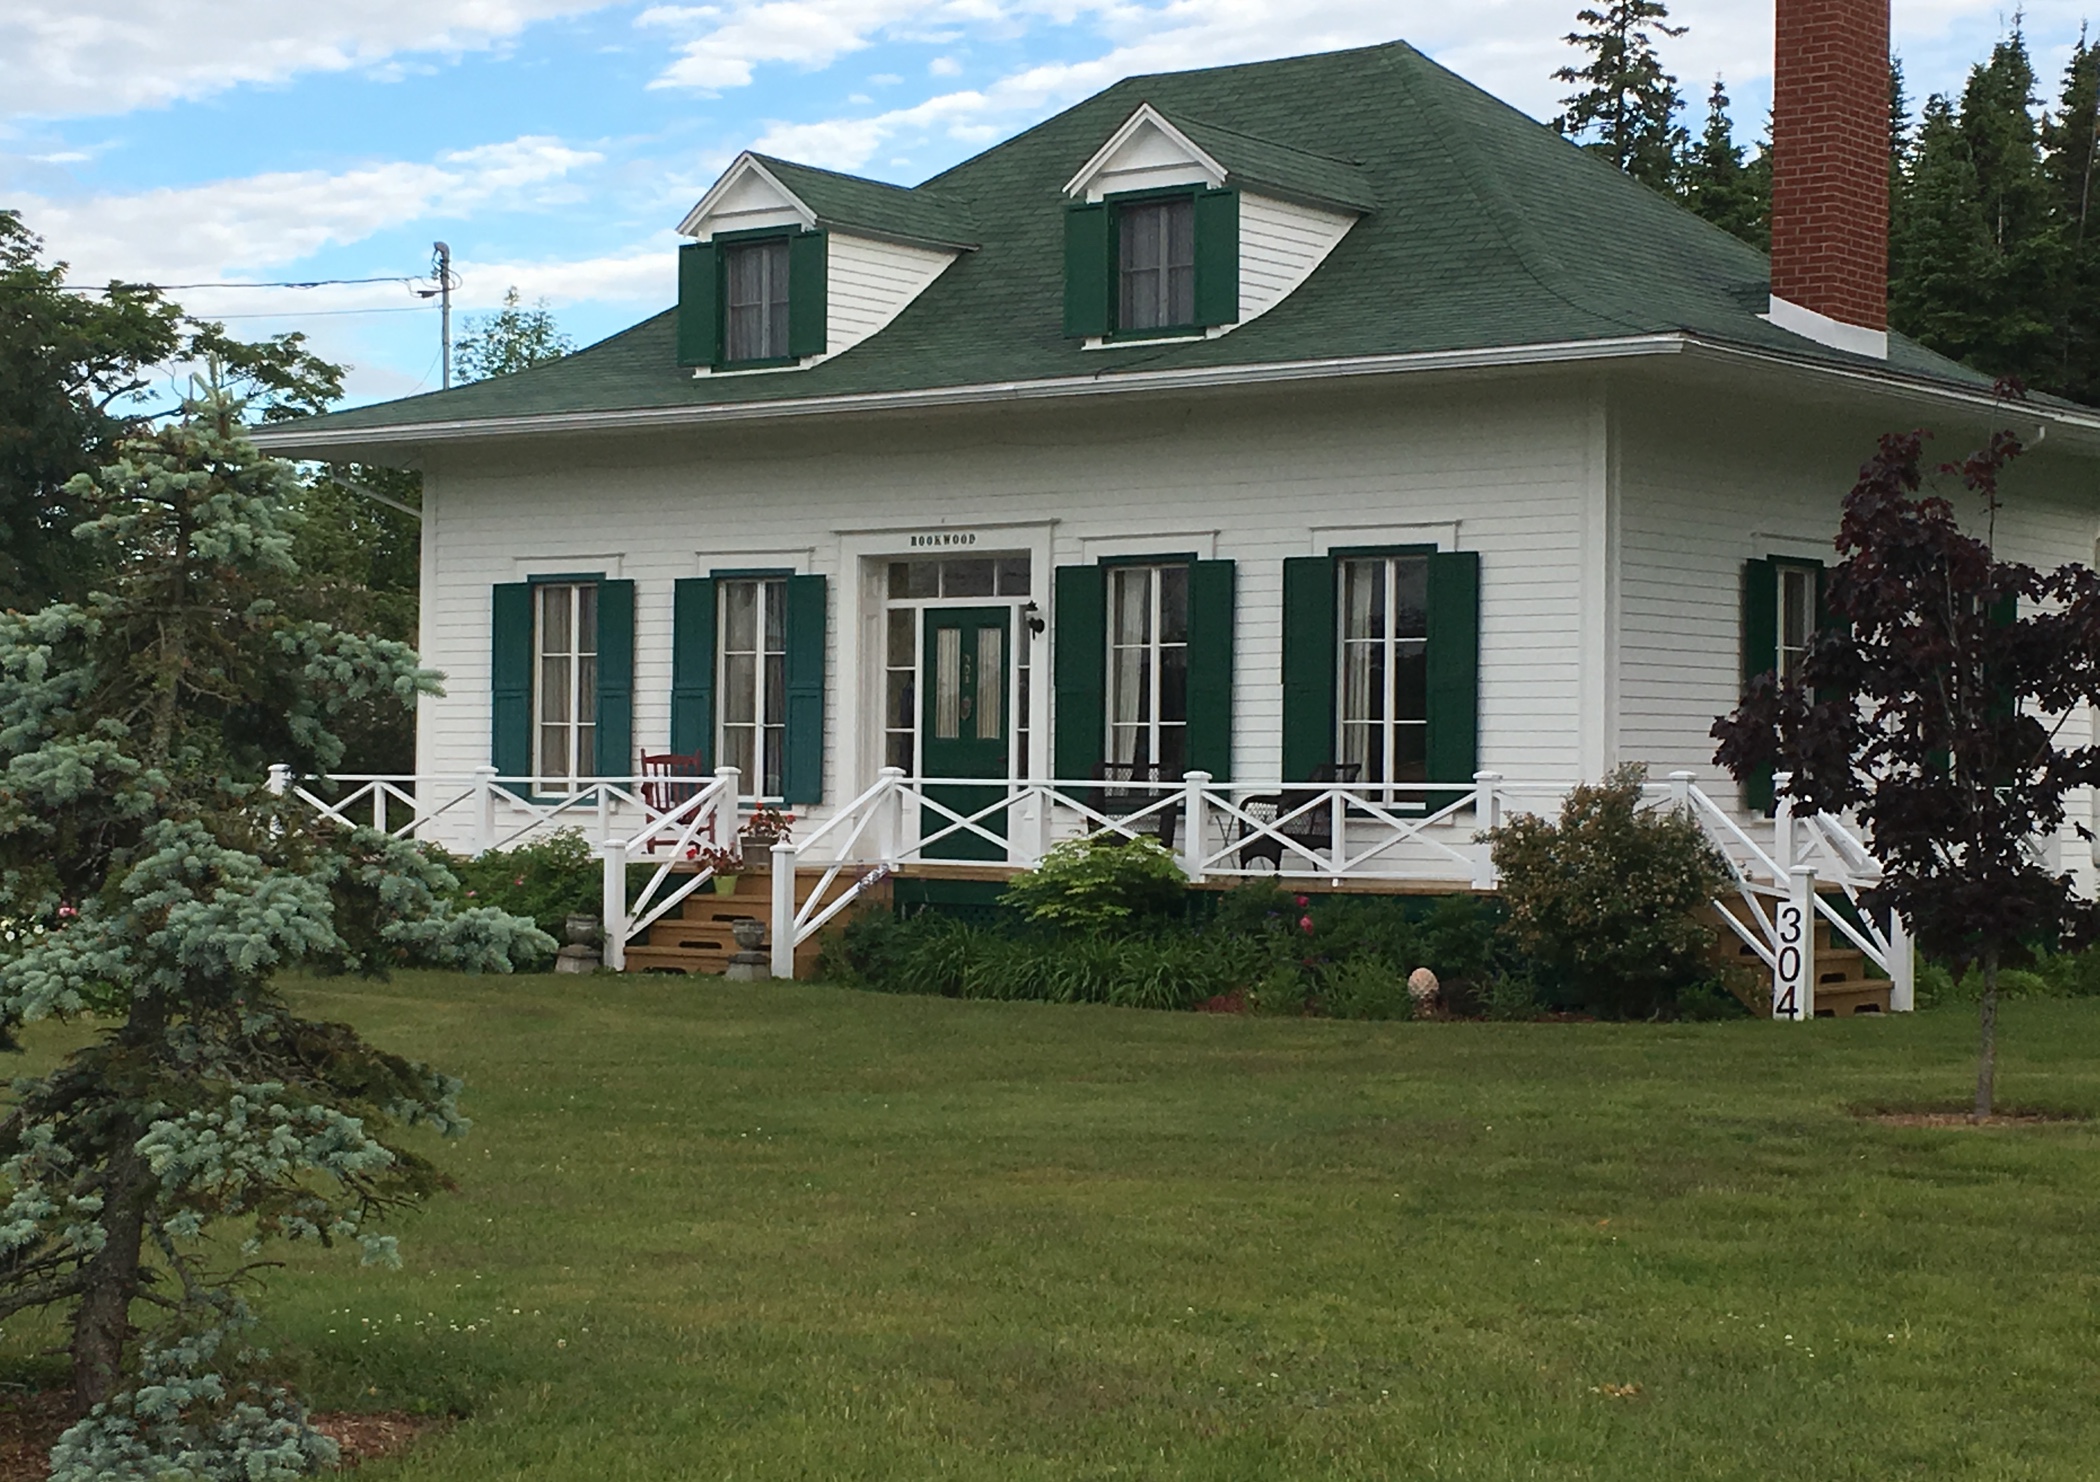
<box><xmin>1767</xmin><ymin>0</ymin><xmax>1890</xmax><ymax>359</ymax></box>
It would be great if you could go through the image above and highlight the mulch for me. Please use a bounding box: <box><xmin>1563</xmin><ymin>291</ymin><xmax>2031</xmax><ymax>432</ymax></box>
<box><xmin>1861</xmin><ymin>1109</ymin><xmax>2090</xmax><ymax>1128</ymax></box>
<box><xmin>0</xmin><ymin>1389</ymin><xmax>438</xmax><ymax>1479</ymax></box>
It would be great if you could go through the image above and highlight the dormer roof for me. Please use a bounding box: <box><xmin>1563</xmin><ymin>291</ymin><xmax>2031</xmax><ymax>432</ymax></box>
<box><xmin>1063</xmin><ymin>103</ymin><xmax>1374</xmax><ymax>214</ymax></box>
<box><xmin>679</xmin><ymin>151</ymin><xmax>979</xmax><ymax>252</ymax></box>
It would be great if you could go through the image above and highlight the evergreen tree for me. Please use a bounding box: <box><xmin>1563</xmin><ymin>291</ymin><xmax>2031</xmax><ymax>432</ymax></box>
<box><xmin>2041</xmin><ymin>30</ymin><xmax>2100</xmax><ymax>400</ymax></box>
<box><xmin>453</xmin><ymin>287</ymin><xmax>575</xmax><ymax>383</ymax></box>
<box><xmin>1553</xmin><ymin>1</ymin><xmax>1691</xmax><ymax>192</ymax></box>
<box><xmin>1891</xmin><ymin>93</ymin><xmax>1996</xmax><ymax>361</ymax></box>
<box><xmin>0</xmin><ymin>385</ymin><xmax>549</xmax><ymax>1474</ymax></box>
<box><xmin>1680</xmin><ymin>78</ymin><xmax>1766</xmax><ymax>245</ymax></box>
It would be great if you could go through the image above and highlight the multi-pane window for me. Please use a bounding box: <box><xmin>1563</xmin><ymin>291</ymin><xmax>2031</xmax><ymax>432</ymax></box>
<box><xmin>1118</xmin><ymin>196</ymin><xmax>1195</xmax><ymax>332</ymax></box>
<box><xmin>719</xmin><ymin>578</ymin><xmax>787</xmax><ymax>796</ymax></box>
<box><xmin>1107</xmin><ymin>564</ymin><xmax>1189</xmax><ymax>774</ymax></box>
<box><xmin>724</xmin><ymin>237</ymin><xmax>791</xmax><ymax>363</ymax></box>
<box><xmin>535</xmin><ymin>582</ymin><xmax>598</xmax><ymax>791</ymax></box>
<box><xmin>1777</xmin><ymin>565</ymin><xmax>1817</xmax><ymax>681</ymax></box>
<box><xmin>1337</xmin><ymin>555</ymin><xmax>1429</xmax><ymax>786</ymax></box>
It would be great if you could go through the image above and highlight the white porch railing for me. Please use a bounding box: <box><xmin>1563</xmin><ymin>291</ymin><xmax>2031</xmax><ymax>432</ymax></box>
<box><xmin>273</xmin><ymin>763</ymin><xmax>1913</xmax><ymax>1017</ymax></box>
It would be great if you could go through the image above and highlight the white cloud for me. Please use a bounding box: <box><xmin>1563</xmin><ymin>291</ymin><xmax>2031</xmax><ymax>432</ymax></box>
<box><xmin>0</xmin><ymin>0</ymin><xmax>615</xmax><ymax>119</ymax></box>
<box><xmin>639</xmin><ymin>0</ymin><xmax>1039</xmax><ymax>93</ymax></box>
<box><xmin>15</xmin><ymin>137</ymin><xmax>603</xmax><ymax>294</ymax></box>
<box><xmin>929</xmin><ymin>55</ymin><xmax>964</xmax><ymax>76</ymax></box>
<box><xmin>456</xmin><ymin>238</ymin><xmax>681</xmax><ymax>308</ymax></box>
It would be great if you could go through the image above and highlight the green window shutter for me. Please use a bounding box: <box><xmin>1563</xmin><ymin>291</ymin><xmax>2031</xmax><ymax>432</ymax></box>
<box><xmin>1186</xmin><ymin>559</ymin><xmax>1236</xmax><ymax>781</ymax></box>
<box><xmin>1280</xmin><ymin>556</ymin><xmax>1337</xmax><ymax>783</ymax></box>
<box><xmin>490</xmin><ymin>583</ymin><xmax>533</xmax><ymax>793</ymax></box>
<box><xmin>677</xmin><ymin>241</ymin><xmax>719</xmax><ymax>368</ymax></box>
<box><xmin>1054</xmin><ymin>564</ymin><xmax>1107</xmax><ymax>779</ymax></box>
<box><xmin>1741</xmin><ymin>558</ymin><xmax>1778</xmax><ymax>813</ymax></box>
<box><xmin>1193</xmin><ymin>188</ymin><xmax>1240</xmax><ymax>327</ymax></box>
<box><xmin>1426</xmin><ymin>551</ymin><xmax>1481</xmax><ymax>791</ymax></box>
<box><xmin>670</xmin><ymin>577</ymin><xmax>716</xmax><ymax>760</ymax></box>
<box><xmin>594</xmin><ymin>579</ymin><xmax>635</xmax><ymax>779</ymax></box>
<box><xmin>788</xmin><ymin>231</ymin><xmax>828</xmax><ymax>359</ymax></box>
<box><xmin>782</xmin><ymin>574</ymin><xmax>827</xmax><ymax>804</ymax></box>
<box><xmin>1063</xmin><ymin>203</ymin><xmax>1111</xmax><ymax>338</ymax></box>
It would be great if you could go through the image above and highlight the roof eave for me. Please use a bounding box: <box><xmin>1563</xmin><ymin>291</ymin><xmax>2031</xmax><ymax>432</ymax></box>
<box><xmin>248</xmin><ymin>334</ymin><xmax>2100</xmax><ymax>458</ymax></box>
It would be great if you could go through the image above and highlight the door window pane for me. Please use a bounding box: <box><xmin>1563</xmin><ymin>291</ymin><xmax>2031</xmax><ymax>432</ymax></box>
<box><xmin>934</xmin><ymin>626</ymin><xmax>962</xmax><ymax>740</ymax></box>
<box><xmin>976</xmin><ymin>627</ymin><xmax>1003</xmax><ymax>741</ymax></box>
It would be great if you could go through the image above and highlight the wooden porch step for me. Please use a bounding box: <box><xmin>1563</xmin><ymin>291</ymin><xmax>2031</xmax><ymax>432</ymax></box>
<box><xmin>623</xmin><ymin>864</ymin><xmax>889</xmax><ymax>977</ymax></box>
<box><xmin>1702</xmin><ymin>899</ymin><xmax>1893</xmax><ymax>1016</ymax></box>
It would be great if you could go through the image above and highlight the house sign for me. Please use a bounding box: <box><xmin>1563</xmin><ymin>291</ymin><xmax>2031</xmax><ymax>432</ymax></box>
<box><xmin>908</xmin><ymin>532</ymin><xmax>980</xmax><ymax>548</ymax></box>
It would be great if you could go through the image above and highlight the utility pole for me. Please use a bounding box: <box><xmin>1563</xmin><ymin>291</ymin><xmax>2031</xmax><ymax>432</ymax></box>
<box><xmin>433</xmin><ymin>241</ymin><xmax>453</xmax><ymax>390</ymax></box>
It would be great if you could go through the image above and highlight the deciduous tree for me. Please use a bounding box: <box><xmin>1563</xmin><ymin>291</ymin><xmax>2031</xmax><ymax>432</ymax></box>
<box><xmin>1714</xmin><ymin>418</ymin><xmax>2100</xmax><ymax>1118</ymax></box>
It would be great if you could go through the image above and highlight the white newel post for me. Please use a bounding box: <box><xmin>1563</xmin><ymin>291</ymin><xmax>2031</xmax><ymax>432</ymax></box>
<box><xmin>1888</xmin><ymin>910</ymin><xmax>1916</xmax><ymax>1012</ymax></box>
<box><xmin>876</xmin><ymin>767</ymin><xmax>906</xmax><ymax>867</ymax></box>
<box><xmin>267</xmin><ymin>763</ymin><xmax>290</xmax><ymax>797</ymax></box>
<box><xmin>1771</xmin><ymin>772</ymin><xmax>1795</xmax><ymax>876</ymax></box>
<box><xmin>472</xmin><ymin>766</ymin><xmax>497</xmax><ymax>856</ymax></box>
<box><xmin>771</xmin><ymin>838</ymin><xmax>799</xmax><ymax>980</ymax></box>
<box><xmin>373</xmin><ymin>783</ymin><xmax>388</xmax><ymax>831</ymax></box>
<box><xmin>1472</xmin><ymin>772</ymin><xmax>1503</xmax><ymax>890</ymax></box>
<box><xmin>595</xmin><ymin>782</ymin><xmax>611</xmax><ymax>844</ymax></box>
<box><xmin>1180</xmin><ymin>771</ymin><xmax>1211</xmax><ymax>883</ymax></box>
<box><xmin>711</xmin><ymin>766</ymin><xmax>741</xmax><ymax>847</ymax></box>
<box><xmin>1667</xmin><ymin>769</ymin><xmax>1693</xmax><ymax>809</ymax></box>
<box><xmin>1774</xmin><ymin>864</ymin><xmax>1816</xmax><ymax>1021</ymax></box>
<box><xmin>601</xmin><ymin>838</ymin><xmax>627</xmax><ymax>973</ymax></box>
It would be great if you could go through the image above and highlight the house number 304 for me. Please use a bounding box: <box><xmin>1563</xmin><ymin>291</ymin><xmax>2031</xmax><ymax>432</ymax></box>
<box><xmin>1773</xmin><ymin>903</ymin><xmax>1805</xmax><ymax>1018</ymax></box>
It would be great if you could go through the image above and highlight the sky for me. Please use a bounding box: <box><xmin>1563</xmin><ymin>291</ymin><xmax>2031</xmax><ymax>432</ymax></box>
<box><xmin>1</xmin><ymin>1</ymin><xmax>2086</xmax><ymax>407</ymax></box>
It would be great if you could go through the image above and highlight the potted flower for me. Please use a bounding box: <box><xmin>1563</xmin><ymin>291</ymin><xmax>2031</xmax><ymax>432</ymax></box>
<box><xmin>738</xmin><ymin>805</ymin><xmax>795</xmax><ymax>871</ymax></box>
<box><xmin>687</xmin><ymin>844</ymin><xmax>744</xmax><ymax>894</ymax></box>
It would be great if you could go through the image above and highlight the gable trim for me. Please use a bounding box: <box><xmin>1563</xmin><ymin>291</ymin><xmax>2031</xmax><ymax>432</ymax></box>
<box><xmin>1063</xmin><ymin>103</ymin><xmax>1228</xmax><ymax>201</ymax></box>
<box><xmin>678</xmin><ymin>153</ymin><xmax>818</xmax><ymax>239</ymax></box>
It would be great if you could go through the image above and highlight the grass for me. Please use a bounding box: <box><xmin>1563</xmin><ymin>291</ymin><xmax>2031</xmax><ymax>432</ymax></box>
<box><xmin>7</xmin><ymin>978</ymin><xmax>2100</xmax><ymax>1480</ymax></box>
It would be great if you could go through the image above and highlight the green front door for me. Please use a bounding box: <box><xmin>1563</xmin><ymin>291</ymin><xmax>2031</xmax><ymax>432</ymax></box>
<box><xmin>921</xmin><ymin>606</ymin><xmax>1011</xmax><ymax>861</ymax></box>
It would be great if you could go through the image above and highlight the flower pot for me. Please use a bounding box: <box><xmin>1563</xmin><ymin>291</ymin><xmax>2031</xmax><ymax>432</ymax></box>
<box><xmin>563</xmin><ymin>912</ymin><xmax>599</xmax><ymax>946</ymax></box>
<box><xmin>712</xmin><ymin>874</ymin><xmax>741</xmax><ymax>895</ymax></box>
<box><xmin>730</xmin><ymin>917</ymin><xmax>766</xmax><ymax>952</ymax></box>
<box><xmin>741</xmin><ymin>836</ymin><xmax>778</xmax><ymax>871</ymax></box>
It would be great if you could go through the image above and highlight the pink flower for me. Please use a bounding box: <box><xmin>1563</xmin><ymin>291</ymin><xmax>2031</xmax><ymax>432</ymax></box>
<box><xmin>1294</xmin><ymin>895</ymin><xmax>1309</xmax><ymax>907</ymax></box>
<box><xmin>57</xmin><ymin>903</ymin><xmax>77</xmax><ymax>920</ymax></box>
<box><xmin>465</xmin><ymin>890</ymin><xmax>477</xmax><ymax>898</ymax></box>
<box><xmin>514</xmin><ymin>875</ymin><xmax>526</xmax><ymax>887</ymax></box>
<box><xmin>1299</xmin><ymin>915</ymin><xmax>1315</xmax><ymax>934</ymax></box>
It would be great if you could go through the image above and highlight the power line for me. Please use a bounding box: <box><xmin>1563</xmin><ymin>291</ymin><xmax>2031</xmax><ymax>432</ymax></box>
<box><xmin>48</xmin><ymin>274</ymin><xmax>435</xmax><ymax>295</ymax></box>
<box><xmin>204</xmin><ymin>305</ymin><xmax>439</xmax><ymax>321</ymax></box>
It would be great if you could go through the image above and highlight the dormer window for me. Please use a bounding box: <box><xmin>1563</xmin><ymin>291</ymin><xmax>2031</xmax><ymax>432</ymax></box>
<box><xmin>1119</xmin><ymin>196</ymin><xmax>1196</xmax><ymax>331</ymax></box>
<box><xmin>724</xmin><ymin>237</ymin><xmax>792</xmax><ymax>363</ymax></box>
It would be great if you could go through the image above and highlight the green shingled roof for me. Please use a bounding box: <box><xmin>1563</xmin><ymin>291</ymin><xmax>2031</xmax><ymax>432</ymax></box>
<box><xmin>750</xmin><ymin>155</ymin><xmax>980</xmax><ymax>248</ymax></box>
<box><xmin>1161</xmin><ymin>113</ymin><xmax>1376</xmax><ymax>211</ymax></box>
<box><xmin>273</xmin><ymin>40</ymin><xmax>1999</xmax><ymax>442</ymax></box>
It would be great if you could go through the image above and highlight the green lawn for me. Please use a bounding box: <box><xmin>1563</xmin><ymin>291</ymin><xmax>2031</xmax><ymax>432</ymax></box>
<box><xmin>8</xmin><ymin>979</ymin><xmax>2100</xmax><ymax>1480</ymax></box>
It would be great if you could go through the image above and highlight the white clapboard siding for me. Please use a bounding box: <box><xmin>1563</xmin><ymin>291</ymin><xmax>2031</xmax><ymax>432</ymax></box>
<box><xmin>1237</xmin><ymin>193</ymin><xmax>1358</xmax><ymax>326</ymax></box>
<box><xmin>820</xmin><ymin>234</ymin><xmax>960</xmax><ymax>363</ymax></box>
<box><xmin>411</xmin><ymin>378</ymin><xmax>1598</xmax><ymax>851</ymax></box>
<box><xmin>1614</xmin><ymin>380</ymin><xmax>2100</xmax><ymax>818</ymax></box>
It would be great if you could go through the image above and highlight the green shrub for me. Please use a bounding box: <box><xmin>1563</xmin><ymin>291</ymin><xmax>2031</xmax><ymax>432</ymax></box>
<box><xmin>1001</xmin><ymin>834</ymin><xmax>1187</xmax><ymax>931</ymax></box>
<box><xmin>1322</xmin><ymin>956</ymin><xmax>1412</xmax><ymax>1020</ymax></box>
<box><xmin>1483</xmin><ymin>972</ymin><xmax>1544</xmax><ymax>1021</ymax></box>
<box><xmin>441</xmin><ymin>828</ymin><xmax>601</xmax><ymax>956</ymax></box>
<box><xmin>1487</xmin><ymin>763</ymin><xmax>1729</xmax><ymax>1019</ymax></box>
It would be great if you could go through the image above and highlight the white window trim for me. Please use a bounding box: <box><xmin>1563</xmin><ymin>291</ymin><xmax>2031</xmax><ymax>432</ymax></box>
<box><xmin>1311</xmin><ymin>523</ymin><xmax>1457</xmax><ymax>557</ymax></box>
<box><xmin>716</xmin><ymin>576</ymin><xmax>788</xmax><ymax>799</ymax></box>
<box><xmin>1336</xmin><ymin>553</ymin><xmax>1431</xmax><ymax>796</ymax></box>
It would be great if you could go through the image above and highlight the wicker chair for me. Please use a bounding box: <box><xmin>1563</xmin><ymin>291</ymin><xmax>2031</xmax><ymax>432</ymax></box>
<box><xmin>1233</xmin><ymin>763</ymin><xmax>1364</xmax><ymax>871</ymax></box>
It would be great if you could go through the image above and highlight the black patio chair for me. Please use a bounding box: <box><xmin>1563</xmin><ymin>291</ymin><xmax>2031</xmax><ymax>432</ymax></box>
<box><xmin>1233</xmin><ymin>763</ymin><xmax>1364</xmax><ymax>871</ymax></box>
<box><xmin>1086</xmin><ymin>761</ymin><xmax>1180</xmax><ymax>852</ymax></box>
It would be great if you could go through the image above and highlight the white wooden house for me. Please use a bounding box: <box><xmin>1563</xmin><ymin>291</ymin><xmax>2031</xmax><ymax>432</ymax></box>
<box><xmin>257</xmin><ymin>13</ymin><xmax>2100</xmax><ymax>1008</ymax></box>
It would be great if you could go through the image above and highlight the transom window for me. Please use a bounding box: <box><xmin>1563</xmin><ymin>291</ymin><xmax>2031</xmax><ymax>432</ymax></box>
<box><xmin>1118</xmin><ymin>196</ymin><xmax>1195</xmax><ymax>331</ymax></box>
<box><xmin>1107</xmin><ymin>563</ymin><xmax>1189</xmax><ymax>775</ymax></box>
<box><xmin>1338</xmin><ymin>555</ymin><xmax>1429</xmax><ymax>786</ymax></box>
<box><xmin>724</xmin><ymin>237</ymin><xmax>791</xmax><ymax>363</ymax></box>
<box><xmin>1777</xmin><ymin>565</ymin><xmax>1816</xmax><ymax>681</ymax></box>
<box><xmin>719</xmin><ymin>577</ymin><xmax>787</xmax><ymax>796</ymax></box>
<box><xmin>535</xmin><ymin>582</ymin><xmax>598</xmax><ymax>792</ymax></box>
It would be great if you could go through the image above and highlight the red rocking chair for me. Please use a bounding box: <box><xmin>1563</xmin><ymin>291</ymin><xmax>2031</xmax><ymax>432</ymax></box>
<box><xmin>639</xmin><ymin>751</ymin><xmax>711</xmax><ymax>853</ymax></box>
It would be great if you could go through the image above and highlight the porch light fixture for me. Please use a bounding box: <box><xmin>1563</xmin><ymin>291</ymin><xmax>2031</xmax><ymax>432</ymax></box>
<box><xmin>1022</xmin><ymin>601</ymin><xmax>1046</xmax><ymax>636</ymax></box>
